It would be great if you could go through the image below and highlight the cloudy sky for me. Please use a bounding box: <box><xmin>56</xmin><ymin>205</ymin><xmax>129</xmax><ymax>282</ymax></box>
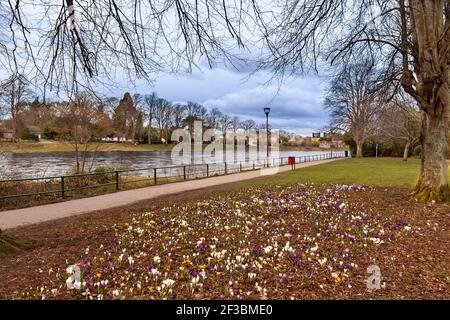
<box><xmin>104</xmin><ymin>64</ymin><xmax>331</xmax><ymax>136</ymax></box>
<box><xmin>0</xmin><ymin>2</ymin><xmax>333</xmax><ymax>136</ymax></box>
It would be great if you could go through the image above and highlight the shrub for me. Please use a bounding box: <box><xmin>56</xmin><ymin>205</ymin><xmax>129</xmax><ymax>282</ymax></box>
<box><xmin>413</xmin><ymin>145</ymin><xmax>422</xmax><ymax>157</ymax></box>
<box><xmin>92</xmin><ymin>166</ymin><xmax>116</xmax><ymax>184</ymax></box>
<box><xmin>0</xmin><ymin>230</ymin><xmax>19</xmax><ymax>252</ymax></box>
<box><xmin>342</xmin><ymin>134</ymin><xmax>408</xmax><ymax>157</ymax></box>
<box><xmin>41</xmin><ymin>124</ymin><xmax>57</xmax><ymax>140</ymax></box>
<box><xmin>20</xmin><ymin>128</ymin><xmax>39</xmax><ymax>141</ymax></box>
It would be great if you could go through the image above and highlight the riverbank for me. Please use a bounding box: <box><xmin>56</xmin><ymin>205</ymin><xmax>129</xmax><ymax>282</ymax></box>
<box><xmin>0</xmin><ymin>141</ymin><xmax>174</xmax><ymax>153</ymax></box>
<box><xmin>0</xmin><ymin>141</ymin><xmax>334</xmax><ymax>153</ymax></box>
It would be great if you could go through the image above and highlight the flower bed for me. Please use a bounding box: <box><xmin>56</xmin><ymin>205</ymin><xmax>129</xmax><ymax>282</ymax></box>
<box><xmin>26</xmin><ymin>183</ymin><xmax>415</xmax><ymax>300</ymax></box>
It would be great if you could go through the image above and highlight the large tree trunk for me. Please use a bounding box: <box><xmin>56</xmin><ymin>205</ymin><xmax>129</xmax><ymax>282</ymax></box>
<box><xmin>75</xmin><ymin>142</ymin><xmax>80</xmax><ymax>174</ymax></box>
<box><xmin>400</xmin><ymin>0</ymin><xmax>449</xmax><ymax>202</ymax></box>
<box><xmin>403</xmin><ymin>141</ymin><xmax>411</xmax><ymax>161</ymax></box>
<box><xmin>130</xmin><ymin>121</ymin><xmax>136</xmax><ymax>144</ymax></box>
<box><xmin>147</xmin><ymin>127</ymin><xmax>152</xmax><ymax>145</ymax></box>
<box><xmin>355</xmin><ymin>140</ymin><xmax>363</xmax><ymax>157</ymax></box>
<box><xmin>147</xmin><ymin>116</ymin><xmax>152</xmax><ymax>145</ymax></box>
<box><xmin>413</xmin><ymin>105</ymin><xmax>450</xmax><ymax>202</ymax></box>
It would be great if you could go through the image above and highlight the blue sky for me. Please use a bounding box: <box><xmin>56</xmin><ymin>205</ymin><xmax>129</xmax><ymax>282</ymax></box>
<box><xmin>103</xmin><ymin>65</ymin><xmax>331</xmax><ymax>136</ymax></box>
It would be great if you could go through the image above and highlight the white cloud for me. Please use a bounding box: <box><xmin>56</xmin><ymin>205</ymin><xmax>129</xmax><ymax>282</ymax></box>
<box><xmin>104</xmin><ymin>65</ymin><xmax>330</xmax><ymax>135</ymax></box>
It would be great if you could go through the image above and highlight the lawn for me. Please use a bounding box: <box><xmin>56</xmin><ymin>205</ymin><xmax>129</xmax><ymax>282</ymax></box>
<box><xmin>0</xmin><ymin>157</ymin><xmax>448</xmax><ymax>300</ymax></box>
<box><xmin>238</xmin><ymin>157</ymin><xmax>450</xmax><ymax>188</ymax></box>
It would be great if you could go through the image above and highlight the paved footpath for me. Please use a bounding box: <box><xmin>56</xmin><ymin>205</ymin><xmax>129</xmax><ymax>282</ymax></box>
<box><xmin>0</xmin><ymin>158</ymin><xmax>344</xmax><ymax>230</ymax></box>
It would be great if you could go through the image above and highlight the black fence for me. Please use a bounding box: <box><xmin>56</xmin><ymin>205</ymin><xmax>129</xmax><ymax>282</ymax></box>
<box><xmin>0</xmin><ymin>152</ymin><xmax>346</xmax><ymax>209</ymax></box>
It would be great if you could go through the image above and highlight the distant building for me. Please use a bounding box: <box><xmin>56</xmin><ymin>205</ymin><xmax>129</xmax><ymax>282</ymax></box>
<box><xmin>0</xmin><ymin>130</ymin><xmax>14</xmax><ymax>140</ymax></box>
<box><xmin>101</xmin><ymin>136</ymin><xmax>129</xmax><ymax>143</ymax></box>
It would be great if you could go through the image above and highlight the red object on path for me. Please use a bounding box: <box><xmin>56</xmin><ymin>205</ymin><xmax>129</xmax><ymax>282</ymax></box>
<box><xmin>288</xmin><ymin>156</ymin><xmax>295</xmax><ymax>166</ymax></box>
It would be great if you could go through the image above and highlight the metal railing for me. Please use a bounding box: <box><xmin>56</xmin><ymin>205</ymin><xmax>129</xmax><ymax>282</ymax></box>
<box><xmin>0</xmin><ymin>152</ymin><xmax>346</xmax><ymax>208</ymax></box>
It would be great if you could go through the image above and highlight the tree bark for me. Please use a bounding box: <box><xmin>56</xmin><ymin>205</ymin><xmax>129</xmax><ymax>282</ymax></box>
<box><xmin>75</xmin><ymin>141</ymin><xmax>80</xmax><ymax>174</ymax></box>
<box><xmin>412</xmin><ymin>104</ymin><xmax>450</xmax><ymax>202</ymax></box>
<box><xmin>355</xmin><ymin>140</ymin><xmax>363</xmax><ymax>157</ymax></box>
<box><xmin>400</xmin><ymin>0</ymin><xmax>450</xmax><ymax>202</ymax></box>
<box><xmin>130</xmin><ymin>119</ymin><xmax>136</xmax><ymax>144</ymax></box>
<box><xmin>403</xmin><ymin>141</ymin><xmax>411</xmax><ymax>161</ymax></box>
<box><xmin>147</xmin><ymin>119</ymin><xmax>152</xmax><ymax>145</ymax></box>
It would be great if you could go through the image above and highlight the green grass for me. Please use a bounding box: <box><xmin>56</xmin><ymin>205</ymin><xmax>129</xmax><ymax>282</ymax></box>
<box><xmin>237</xmin><ymin>158</ymin><xmax>450</xmax><ymax>188</ymax></box>
<box><xmin>0</xmin><ymin>233</ymin><xmax>19</xmax><ymax>252</ymax></box>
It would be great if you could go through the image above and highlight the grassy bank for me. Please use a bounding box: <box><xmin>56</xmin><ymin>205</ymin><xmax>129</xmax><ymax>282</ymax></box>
<box><xmin>0</xmin><ymin>141</ymin><xmax>174</xmax><ymax>153</ymax></box>
<box><xmin>237</xmin><ymin>158</ymin><xmax>441</xmax><ymax>189</ymax></box>
<box><xmin>1</xmin><ymin>158</ymin><xmax>448</xmax><ymax>211</ymax></box>
<box><xmin>0</xmin><ymin>141</ymin><xmax>337</xmax><ymax>153</ymax></box>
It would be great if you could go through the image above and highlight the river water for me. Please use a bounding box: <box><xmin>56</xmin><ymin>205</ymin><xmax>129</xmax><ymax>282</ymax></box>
<box><xmin>0</xmin><ymin>150</ymin><xmax>334</xmax><ymax>179</ymax></box>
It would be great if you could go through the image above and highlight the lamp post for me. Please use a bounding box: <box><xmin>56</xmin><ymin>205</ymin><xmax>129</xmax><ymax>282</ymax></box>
<box><xmin>264</xmin><ymin>107</ymin><xmax>271</xmax><ymax>166</ymax></box>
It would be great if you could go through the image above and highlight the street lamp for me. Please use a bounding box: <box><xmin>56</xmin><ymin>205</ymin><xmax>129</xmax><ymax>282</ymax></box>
<box><xmin>264</xmin><ymin>107</ymin><xmax>271</xmax><ymax>166</ymax></box>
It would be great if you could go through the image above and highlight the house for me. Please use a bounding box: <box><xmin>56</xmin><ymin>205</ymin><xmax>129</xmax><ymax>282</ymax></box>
<box><xmin>101</xmin><ymin>136</ymin><xmax>130</xmax><ymax>143</ymax></box>
<box><xmin>319</xmin><ymin>139</ymin><xmax>346</xmax><ymax>149</ymax></box>
<box><xmin>0</xmin><ymin>121</ymin><xmax>14</xmax><ymax>140</ymax></box>
<box><xmin>0</xmin><ymin>130</ymin><xmax>14</xmax><ymax>140</ymax></box>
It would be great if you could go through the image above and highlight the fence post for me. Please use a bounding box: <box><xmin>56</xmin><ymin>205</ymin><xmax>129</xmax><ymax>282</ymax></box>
<box><xmin>115</xmin><ymin>171</ymin><xmax>119</xmax><ymax>190</ymax></box>
<box><xmin>225</xmin><ymin>162</ymin><xmax>227</xmax><ymax>174</ymax></box>
<box><xmin>239</xmin><ymin>162</ymin><xmax>242</xmax><ymax>172</ymax></box>
<box><xmin>154</xmin><ymin>168</ymin><xmax>157</xmax><ymax>185</ymax></box>
<box><xmin>61</xmin><ymin>176</ymin><xmax>65</xmax><ymax>199</ymax></box>
<box><xmin>183</xmin><ymin>166</ymin><xmax>186</xmax><ymax>180</ymax></box>
<box><xmin>206</xmin><ymin>164</ymin><xmax>209</xmax><ymax>177</ymax></box>
<box><xmin>253</xmin><ymin>161</ymin><xmax>255</xmax><ymax>170</ymax></box>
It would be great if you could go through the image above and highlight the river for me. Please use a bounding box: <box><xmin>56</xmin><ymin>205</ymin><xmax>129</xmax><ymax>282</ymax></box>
<box><xmin>0</xmin><ymin>150</ymin><xmax>335</xmax><ymax>179</ymax></box>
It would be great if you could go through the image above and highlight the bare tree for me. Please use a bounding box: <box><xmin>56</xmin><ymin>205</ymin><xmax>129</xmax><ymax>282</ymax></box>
<box><xmin>240</xmin><ymin>119</ymin><xmax>257</xmax><ymax>131</ymax></box>
<box><xmin>0</xmin><ymin>74</ymin><xmax>32</xmax><ymax>142</ymax></box>
<box><xmin>231</xmin><ymin>116</ymin><xmax>240</xmax><ymax>133</ymax></box>
<box><xmin>172</xmin><ymin>103</ymin><xmax>187</xmax><ymax>129</ymax></box>
<box><xmin>378</xmin><ymin>93</ymin><xmax>421</xmax><ymax>161</ymax></box>
<box><xmin>144</xmin><ymin>92</ymin><xmax>158</xmax><ymax>144</ymax></box>
<box><xmin>219</xmin><ymin>114</ymin><xmax>233</xmax><ymax>138</ymax></box>
<box><xmin>206</xmin><ymin>107</ymin><xmax>223</xmax><ymax>129</ymax></box>
<box><xmin>261</xmin><ymin>0</ymin><xmax>449</xmax><ymax>201</ymax></box>
<box><xmin>103</xmin><ymin>97</ymin><xmax>119</xmax><ymax>118</ymax></box>
<box><xmin>1</xmin><ymin>0</ymin><xmax>255</xmax><ymax>96</ymax></box>
<box><xmin>56</xmin><ymin>93</ymin><xmax>111</xmax><ymax>173</ymax></box>
<box><xmin>184</xmin><ymin>101</ymin><xmax>206</xmax><ymax>135</ymax></box>
<box><xmin>325</xmin><ymin>61</ymin><xmax>383</xmax><ymax>157</ymax></box>
<box><xmin>132</xmin><ymin>93</ymin><xmax>144</xmax><ymax>143</ymax></box>
<box><xmin>154</xmin><ymin>98</ymin><xmax>173</xmax><ymax>144</ymax></box>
